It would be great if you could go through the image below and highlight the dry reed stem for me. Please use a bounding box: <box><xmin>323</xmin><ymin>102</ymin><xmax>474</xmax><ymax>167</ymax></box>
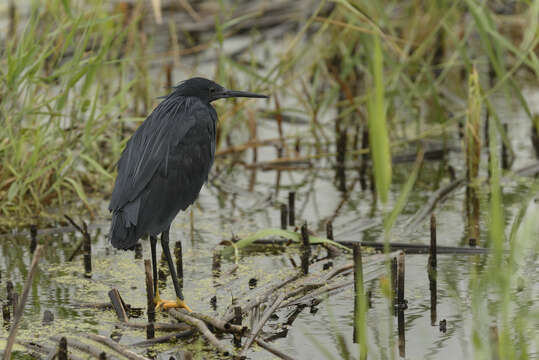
<box><xmin>3</xmin><ymin>246</ymin><xmax>44</xmax><ymax>359</ymax></box>
<box><xmin>168</xmin><ymin>309</ymin><xmax>232</xmax><ymax>355</ymax></box>
<box><xmin>240</xmin><ymin>293</ymin><xmax>286</xmax><ymax>356</ymax></box>
<box><xmin>186</xmin><ymin>311</ymin><xmax>246</xmax><ymax>335</ymax></box>
<box><xmin>130</xmin><ymin>329</ymin><xmax>196</xmax><ymax>347</ymax></box>
<box><xmin>222</xmin><ymin>274</ymin><xmax>301</xmax><ymax>323</ymax></box>
<box><xmin>50</xmin><ymin>336</ymin><xmax>109</xmax><ymax>359</ymax></box>
<box><xmin>87</xmin><ymin>334</ymin><xmax>149</xmax><ymax>360</ymax></box>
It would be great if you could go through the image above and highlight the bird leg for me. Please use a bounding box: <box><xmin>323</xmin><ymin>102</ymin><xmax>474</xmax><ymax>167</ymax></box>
<box><xmin>150</xmin><ymin>235</ymin><xmax>161</xmax><ymax>303</ymax></box>
<box><xmin>155</xmin><ymin>228</ymin><xmax>192</xmax><ymax>312</ymax></box>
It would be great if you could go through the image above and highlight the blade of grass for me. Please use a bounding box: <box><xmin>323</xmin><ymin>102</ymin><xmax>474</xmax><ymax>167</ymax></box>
<box><xmin>366</xmin><ymin>34</ymin><xmax>391</xmax><ymax>203</ymax></box>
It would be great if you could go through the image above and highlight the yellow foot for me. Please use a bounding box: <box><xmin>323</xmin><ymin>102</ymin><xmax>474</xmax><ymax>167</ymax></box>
<box><xmin>154</xmin><ymin>297</ymin><xmax>192</xmax><ymax>312</ymax></box>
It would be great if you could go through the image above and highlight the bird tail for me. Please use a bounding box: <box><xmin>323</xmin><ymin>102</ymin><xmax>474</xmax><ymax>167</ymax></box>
<box><xmin>109</xmin><ymin>210</ymin><xmax>139</xmax><ymax>250</ymax></box>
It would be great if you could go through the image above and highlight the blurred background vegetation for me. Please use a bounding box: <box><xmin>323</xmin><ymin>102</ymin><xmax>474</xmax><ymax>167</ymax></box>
<box><xmin>0</xmin><ymin>1</ymin><xmax>538</xmax><ymax>359</ymax></box>
<box><xmin>0</xmin><ymin>0</ymin><xmax>537</xmax><ymax>229</ymax></box>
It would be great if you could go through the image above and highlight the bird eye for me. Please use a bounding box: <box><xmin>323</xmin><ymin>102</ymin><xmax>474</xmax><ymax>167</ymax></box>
<box><xmin>209</xmin><ymin>87</ymin><xmax>215</xmax><ymax>94</ymax></box>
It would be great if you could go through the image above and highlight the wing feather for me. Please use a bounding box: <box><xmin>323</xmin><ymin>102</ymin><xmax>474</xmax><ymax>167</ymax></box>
<box><xmin>108</xmin><ymin>96</ymin><xmax>208</xmax><ymax>212</ymax></box>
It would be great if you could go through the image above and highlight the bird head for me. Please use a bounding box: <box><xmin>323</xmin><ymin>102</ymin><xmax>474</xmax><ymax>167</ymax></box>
<box><xmin>173</xmin><ymin>77</ymin><xmax>268</xmax><ymax>103</ymax></box>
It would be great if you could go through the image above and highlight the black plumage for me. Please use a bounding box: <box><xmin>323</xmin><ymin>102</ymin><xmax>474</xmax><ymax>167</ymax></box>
<box><xmin>107</xmin><ymin>77</ymin><xmax>267</xmax><ymax>309</ymax></box>
<box><xmin>109</xmin><ymin>95</ymin><xmax>216</xmax><ymax>249</ymax></box>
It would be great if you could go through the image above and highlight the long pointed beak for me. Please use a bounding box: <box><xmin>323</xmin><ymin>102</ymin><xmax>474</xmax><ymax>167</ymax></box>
<box><xmin>218</xmin><ymin>89</ymin><xmax>269</xmax><ymax>99</ymax></box>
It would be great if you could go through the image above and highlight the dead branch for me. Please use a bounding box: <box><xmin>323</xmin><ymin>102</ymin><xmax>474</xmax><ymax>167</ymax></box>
<box><xmin>50</xmin><ymin>336</ymin><xmax>111</xmax><ymax>359</ymax></box>
<box><xmin>185</xmin><ymin>311</ymin><xmax>246</xmax><ymax>335</ymax></box>
<box><xmin>117</xmin><ymin>320</ymin><xmax>191</xmax><ymax>332</ymax></box>
<box><xmin>129</xmin><ymin>329</ymin><xmax>196</xmax><ymax>347</ymax></box>
<box><xmin>222</xmin><ymin>274</ymin><xmax>300</xmax><ymax>323</ymax></box>
<box><xmin>403</xmin><ymin>177</ymin><xmax>466</xmax><ymax>232</ymax></box>
<box><xmin>87</xmin><ymin>334</ymin><xmax>149</xmax><ymax>360</ymax></box>
<box><xmin>168</xmin><ymin>309</ymin><xmax>232</xmax><ymax>355</ymax></box>
<box><xmin>255</xmin><ymin>339</ymin><xmax>296</xmax><ymax>360</ymax></box>
<box><xmin>241</xmin><ymin>293</ymin><xmax>285</xmax><ymax>356</ymax></box>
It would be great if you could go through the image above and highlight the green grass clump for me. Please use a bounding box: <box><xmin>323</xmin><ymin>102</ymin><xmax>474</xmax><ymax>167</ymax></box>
<box><xmin>0</xmin><ymin>0</ymin><xmax>143</xmax><ymax>228</ymax></box>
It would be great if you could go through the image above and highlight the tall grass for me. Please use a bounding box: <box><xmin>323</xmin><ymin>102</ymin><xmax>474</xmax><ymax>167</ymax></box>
<box><xmin>0</xmin><ymin>0</ymin><xmax>141</xmax><ymax>228</ymax></box>
<box><xmin>281</xmin><ymin>0</ymin><xmax>538</xmax><ymax>358</ymax></box>
<box><xmin>468</xmin><ymin>92</ymin><xmax>537</xmax><ymax>360</ymax></box>
<box><xmin>365</xmin><ymin>33</ymin><xmax>391</xmax><ymax>204</ymax></box>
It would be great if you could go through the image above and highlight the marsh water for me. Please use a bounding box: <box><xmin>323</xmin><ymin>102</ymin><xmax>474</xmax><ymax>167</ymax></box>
<box><xmin>1</xmin><ymin>2</ymin><xmax>539</xmax><ymax>359</ymax></box>
<box><xmin>1</xmin><ymin>84</ymin><xmax>538</xmax><ymax>359</ymax></box>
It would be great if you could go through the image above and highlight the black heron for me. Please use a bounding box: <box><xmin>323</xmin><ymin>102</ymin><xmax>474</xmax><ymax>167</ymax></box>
<box><xmin>108</xmin><ymin>77</ymin><xmax>268</xmax><ymax>311</ymax></box>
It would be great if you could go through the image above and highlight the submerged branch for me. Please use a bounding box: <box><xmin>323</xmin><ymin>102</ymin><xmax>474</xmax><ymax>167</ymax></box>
<box><xmin>255</xmin><ymin>339</ymin><xmax>296</xmax><ymax>360</ymax></box>
<box><xmin>404</xmin><ymin>160</ymin><xmax>539</xmax><ymax>233</ymax></box>
<box><xmin>250</xmin><ymin>238</ymin><xmax>490</xmax><ymax>254</ymax></box>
